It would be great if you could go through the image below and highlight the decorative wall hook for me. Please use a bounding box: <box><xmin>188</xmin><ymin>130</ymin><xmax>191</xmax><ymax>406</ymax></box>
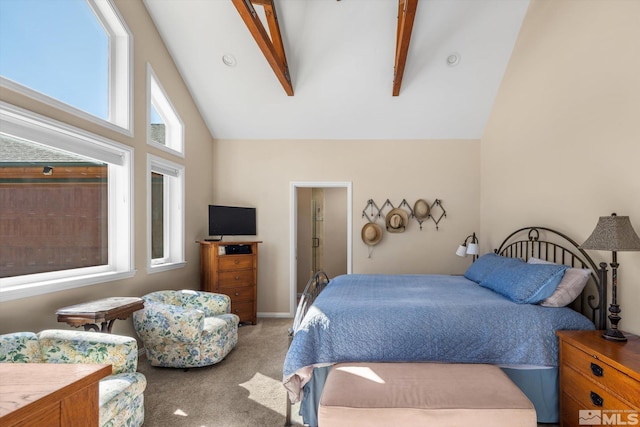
<box><xmin>430</xmin><ymin>199</ymin><xmax>446</xmax><ymax>230</ymax></box>
<box><xmin>362</xmin><ymin>199</ymin><xmax>381</xmax><ymax>223</ymax></box>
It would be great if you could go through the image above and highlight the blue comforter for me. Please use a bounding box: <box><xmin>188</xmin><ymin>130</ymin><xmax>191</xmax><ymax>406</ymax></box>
<box><xmin>284</xmin><ymin>274</ymin><xmax>594</xmax><ymax>394</ymax></box>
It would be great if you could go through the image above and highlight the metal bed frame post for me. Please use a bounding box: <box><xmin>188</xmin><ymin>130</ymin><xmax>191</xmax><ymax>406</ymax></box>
<box><xmin>285</xmin><ymin>271</ymin><xmax>330</xmax><ymax>427</ymax></box>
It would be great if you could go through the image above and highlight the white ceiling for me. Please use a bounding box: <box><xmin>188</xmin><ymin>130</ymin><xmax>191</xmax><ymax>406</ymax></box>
<box><xmin>143</xmin><ymin>0</ymin><xmax>530</xmax><ymax>140</ymax></box>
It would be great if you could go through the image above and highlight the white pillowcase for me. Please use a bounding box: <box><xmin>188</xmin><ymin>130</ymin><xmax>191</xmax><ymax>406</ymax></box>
<box><xmin>527</xmin><ymin>257</ymin><xmax>590</xmax><ymax>307</ymax></box>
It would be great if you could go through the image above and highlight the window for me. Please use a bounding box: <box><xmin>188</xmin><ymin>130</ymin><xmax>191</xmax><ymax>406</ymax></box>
<box><xmin>148</xmin><ymin>64</ymin><xmax>184</xmax><ymax>156</ymax></box>
<box><xmin>0</xmin><ymin>0</ymin><xmax>132</xmax><ymax>133</ymax></box>
<box><xmin>147</xmin><ymin>154</ymin><xmax>185</xmax><ymax>272</ymax></box>
<box><xmin>0</xmin><ymin>102</ymin><xmax>134</xmax><ymax>301</ymax></box>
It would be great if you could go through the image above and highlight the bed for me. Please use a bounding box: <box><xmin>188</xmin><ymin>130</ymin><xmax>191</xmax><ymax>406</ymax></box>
<box><xmin>283</xmin><ymin>227</ymin><xmax>607</xmax><ymax>426</ymax></box>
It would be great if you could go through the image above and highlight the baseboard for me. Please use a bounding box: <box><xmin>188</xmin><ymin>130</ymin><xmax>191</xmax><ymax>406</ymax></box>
<box><xmin>257</xmin><ymin>312</ymin><xmax>294</xmax><ymax>319</ymax></box>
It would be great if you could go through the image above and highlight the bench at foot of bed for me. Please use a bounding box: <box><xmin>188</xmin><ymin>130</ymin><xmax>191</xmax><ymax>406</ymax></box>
<box><xmin>318</xmin><ymin>362</ymin><xmax>537</xmax><ymax>427</ymax></box>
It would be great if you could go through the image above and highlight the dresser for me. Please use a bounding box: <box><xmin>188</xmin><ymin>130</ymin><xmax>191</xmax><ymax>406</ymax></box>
<box><xmin>557</xmin><ymin>330</ymin><xmax>640</xmax><ymax>427</ymax></box>
<box><xmin>199</xmin><ymin>241</ymin><xmax>260</xmax><ymax>324</ymax></box>
<box><xmin>0</xmin><ymin>363</ymin><xmax>111</xmax><ymax>427</ymax></box>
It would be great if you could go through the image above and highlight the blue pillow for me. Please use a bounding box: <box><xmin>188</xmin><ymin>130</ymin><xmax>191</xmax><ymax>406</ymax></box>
<box><xmin>464</xmin><ymin>253</ymin><xmax>524</xmax><ymax>283</ymax></box>
<box><xmin>479</xmin><ymin>262</ymin><xmax>569</xmax><ymax>304</ymax></box>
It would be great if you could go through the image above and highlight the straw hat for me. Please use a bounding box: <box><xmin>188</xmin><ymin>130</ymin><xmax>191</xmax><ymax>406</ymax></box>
<box><xmin>361</xmin><ymin>222</ymin><xmax>383</xmax><ymax>246</ymax></box>
<box><xmin>413</xmin><ymin>199</ymin><xmax>430</xmax><ymax>220</ymax></box>
<box><xmin>385</xmin><ymin>208</ymin><xmax>409</xmax><ymax>233</ymax></box>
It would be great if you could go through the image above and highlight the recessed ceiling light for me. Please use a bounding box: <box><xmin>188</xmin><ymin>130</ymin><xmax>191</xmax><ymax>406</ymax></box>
<box><xmin>222</xmin><ymin>53</ymin><xmax>237</xmax><ymax>67</ymax></box>
<box><xmin>446</xmin><ymin>53</ymin><xmax>460</xmax><ymax>67</ymax></box>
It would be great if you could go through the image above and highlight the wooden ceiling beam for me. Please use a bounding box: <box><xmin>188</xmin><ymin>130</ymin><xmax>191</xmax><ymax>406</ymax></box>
<box><xmin>232</xmin><ymin>0</ymin><xmax>294</xmax><ymax>96</ymax></box>
<box><xmin>392</xmin><ymin>0</ymin><xmax>418</xmax><ymax>96</ymax></box>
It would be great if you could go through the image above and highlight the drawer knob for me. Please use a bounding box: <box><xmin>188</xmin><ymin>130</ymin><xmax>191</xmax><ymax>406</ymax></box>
<box><xmin>235</xmin><ymin>292</ymin><xmax>240</xmax><ymax>296</ymax></box>
<box><xmin>234</xmin><ymin>260</ymin><xmax>240</xmax><ymax>264</ymax></box>
<box><xmin>235</xmin><ymin>276</ymin><xmax>240</xmax><ymax>280</ymax></box>
<box><xmin>590</xmin><ymin>362</ymin><xmax>603</xmax><ymax>377</ymax></box>
<box><xmin>590</xmin><ymin>391</ymin><xmax>603</xmax><ymax>407</ymax></box>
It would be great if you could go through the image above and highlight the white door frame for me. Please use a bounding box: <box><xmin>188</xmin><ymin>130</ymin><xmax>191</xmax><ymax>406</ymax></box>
<box><xmin>290</xmin><ymin>181</ymin><xmax>352</xmax><ymax>316</ymax></box>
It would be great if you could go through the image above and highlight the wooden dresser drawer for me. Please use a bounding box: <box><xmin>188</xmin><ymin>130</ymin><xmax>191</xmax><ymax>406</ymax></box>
<box><xmin>218</xmin><ymin>255</ymin><xmax>254</xmax><ymax>271</ymax></box>
<box><xmin>219</xmin><ymin>270</ymin><xmax>254</xmax><ymax>287</ymax></box>
<box><xmin>562</xmin><ymin>341</ymin><xmax>640</xmax><ymax>406</ymax></box>
<box><xmin>230</xmin><ymin>301</ymin><xmax>254</xmax><ymax>322</ymax></box>
<box><xmin>561</xmin><ymin>363</ymin><xmax>635</xmax><ymax>411</ymax></box>
<box><xmin>560</xmin><ymin>391</ymin><xmax>585</xmax><ymax>427</ymax></box>
<box><xmin>224</xmin><ymin>285</ymin><xmax>255</xmax><ymax>303</ymax></box>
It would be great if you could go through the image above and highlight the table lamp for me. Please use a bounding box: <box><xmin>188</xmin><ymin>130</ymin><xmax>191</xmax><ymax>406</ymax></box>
<box><xmin>580</xmin><ymin>213</ymin><xmax>640</xmax><ymax>341</ymax></box>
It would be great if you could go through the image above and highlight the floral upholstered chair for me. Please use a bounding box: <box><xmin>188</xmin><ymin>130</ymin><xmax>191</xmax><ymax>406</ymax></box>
<box><xmin>133</xmin><ymin>289</ymin><xmax>239</xmax><ymax>368</ymax></box>
<box><xmin>0</xmin><ymin>329</ymin><xmax>146</xmax><ymax>427</ymax></box>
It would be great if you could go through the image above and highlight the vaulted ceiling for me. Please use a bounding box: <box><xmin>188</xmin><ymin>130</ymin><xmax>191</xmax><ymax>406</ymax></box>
<box><xmin>143</xmin><ymin>0</ymin><xmax>530</xmax><ymax>140</ymax></box>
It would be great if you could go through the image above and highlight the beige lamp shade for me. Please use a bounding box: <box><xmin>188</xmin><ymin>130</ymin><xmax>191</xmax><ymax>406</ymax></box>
<box><xmin>455</xmin><ymin>244</ymin><xmax>468</xmax><ymax>257</ymax></box>
<box><xmin>581</xmin><ymin>214</ymin><xmax>640</xmax><ymax>251</ymax></box>
<box><xmin>466</xmin><ymin>242</ymin><xmax>479</xmax><ymax>255</ymax></box>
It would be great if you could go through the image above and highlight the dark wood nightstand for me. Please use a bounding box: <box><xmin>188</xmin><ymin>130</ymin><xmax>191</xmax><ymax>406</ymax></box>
<box><xmin>557</xmin><ymin>330</ymin><xmax>640</xmax><ymax>427</ymax></box>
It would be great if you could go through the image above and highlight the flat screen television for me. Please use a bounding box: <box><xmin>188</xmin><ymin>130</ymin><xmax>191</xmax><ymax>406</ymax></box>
<box><xmin>208</xmin><ymin>205</ymin><xmax>256</xmax><ymax>238</ymax></box>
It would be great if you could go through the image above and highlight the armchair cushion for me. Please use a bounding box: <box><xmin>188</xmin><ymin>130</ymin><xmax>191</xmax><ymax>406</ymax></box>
<box><xmin>0</xmin><ymin>331</ymin><xmax>43</xmax><ymax>363</ymax></box>
<box><xmin>99</xmin><ymin>372</ymin><xmax>146</xmax><ymax>427</ymax></box>
<box><xmin>133</xmin><ymin>289</ymin><xmax>239</xmax><ymax>368</ymax></box>
<box><xmin>37</xmin><ymin>329</ymin><xmax>138</xmax><ymax>375</ymax></box>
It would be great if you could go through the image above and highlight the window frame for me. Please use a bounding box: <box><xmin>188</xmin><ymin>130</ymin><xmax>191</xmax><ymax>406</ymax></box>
<box><xmin>147</xmin><ymin>154</ymin><xmax>186</xmax><ymax>273</ymax></box>
<box><xmin>0</xmin><ymin>101</ymin><xmax>135</xmax><ymax>301</ymax></box>
<box><xmin>147</xmin><ymin>64</ymin><xmax>185</xmax><ymax>157</ymax></box>
<box><xmin>0</xmin><ymin>0</ymin><xmax>133</xmax><ymax>135</ymax></box>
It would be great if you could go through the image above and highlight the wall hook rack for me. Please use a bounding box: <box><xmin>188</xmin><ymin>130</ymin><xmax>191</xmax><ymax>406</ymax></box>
<box><xmin>360</xmin><ymin>198</ymin><xmax>447</xmax><ymax>231</ymax></box>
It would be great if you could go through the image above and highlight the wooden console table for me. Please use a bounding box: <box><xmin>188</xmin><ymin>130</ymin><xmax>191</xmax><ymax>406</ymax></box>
<box><xmin>0</xmin><ymin>363</ymin><xmax>111</xmax><ymax>427</ymax></box>
<box><xmin>56</xmin><ymin>297</ymin><xmax>144</xmax><ymax>333</ymax></box>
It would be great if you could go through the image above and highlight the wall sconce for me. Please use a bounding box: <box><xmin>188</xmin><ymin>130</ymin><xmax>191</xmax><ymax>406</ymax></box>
<box><xmin>580</xmin><ymin>213</ymin><xmax>640</xmax><ymax>341</ymax></box>
<box><xmin>456</xmin><ymin>232</ymin><xmax>479</xmax><ymax>261</ymax></box>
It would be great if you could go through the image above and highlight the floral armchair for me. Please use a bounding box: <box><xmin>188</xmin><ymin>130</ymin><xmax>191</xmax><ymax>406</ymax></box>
<box><xmin>133</xmin><ymin>289</ymin><xmax>239</xmax><ymax>368</ymax></box>
<box><xmin>0</xmin><ymin>329</ymin><xmax>146</xmax><ymax>427</ymax></box>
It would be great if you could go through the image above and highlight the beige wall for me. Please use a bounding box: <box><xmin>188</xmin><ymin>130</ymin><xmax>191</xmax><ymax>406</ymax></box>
<box><xmin>213</xmin><ymin>139</ymin><xmax>480</xmax><ymax>315</ymax></box>
<box><xmin>481</xmin><ymin>0</ymin><xmax>640</xmax><ymax>334</ymax></box>
<box><xmin>0</xmin><ymin>0</ymin><xmax>213</xmax><ymax>336</ymax></box>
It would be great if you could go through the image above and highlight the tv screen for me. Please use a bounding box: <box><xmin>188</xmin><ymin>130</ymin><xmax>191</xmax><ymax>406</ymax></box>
<box><xmin>208</xmin><ymin>205</ymin><xmax>256</xmax><ymax>237</ymax></box>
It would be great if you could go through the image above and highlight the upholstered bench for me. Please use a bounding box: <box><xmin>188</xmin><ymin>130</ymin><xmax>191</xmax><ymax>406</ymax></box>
<box><xmin>318</xmin><ymin>362</ymin><xmax>537</xmax><ymax>427</ymax></box>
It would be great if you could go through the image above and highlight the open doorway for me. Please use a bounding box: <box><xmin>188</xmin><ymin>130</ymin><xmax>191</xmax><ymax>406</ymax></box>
<box><xmin>289</xmin><ymin>182</ymin><xmax>352</xmax><ymax>316</ymax></box>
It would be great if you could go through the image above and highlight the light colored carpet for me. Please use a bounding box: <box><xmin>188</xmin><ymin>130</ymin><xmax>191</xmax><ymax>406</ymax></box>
<box><xmin>137</xmin><ymin>318</ymin><xmax>303</xmax><ymax>427</ymax></box>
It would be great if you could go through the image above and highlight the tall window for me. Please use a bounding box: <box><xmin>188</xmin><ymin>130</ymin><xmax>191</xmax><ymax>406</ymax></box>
<box><xmin>148</xmin><ymin>64</ymin><xmax>184</xmax><ymax>156</ymax></box>
<box><xmin>0</xmin><ymin>103</ymin><xmax>133</xmax><ymax>301</ymax></box>
<box><xmin>147</xmin><ymin>154</ymin><xmax>185</xmax><ymax>272</ymax></box>
<box><xmin>0</xmin><ymin>136</ymin><xmax>108</xmax><ymax>278</ymax></box>
<box><xmin>0</xmin><ymin>0</ymin><xmax>132</xmax><ymax>132</ymax></box>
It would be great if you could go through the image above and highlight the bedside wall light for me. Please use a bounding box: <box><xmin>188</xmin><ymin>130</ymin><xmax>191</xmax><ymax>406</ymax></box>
<box><xmin>456</xmin><ymin>232</ymin><xmax>479</xmax><ymax>261</ymax></box>
<box><xmin>580</xmin><ymin>213</ymin><xmax>640</xmax><ymax>342</ymax></box>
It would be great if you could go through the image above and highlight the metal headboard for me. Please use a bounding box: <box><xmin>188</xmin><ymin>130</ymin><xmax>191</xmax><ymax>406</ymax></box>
<box><xmin>494</xmin><ymin>226</ymin><xmax>607</xmax><ymax>329</ymax></box>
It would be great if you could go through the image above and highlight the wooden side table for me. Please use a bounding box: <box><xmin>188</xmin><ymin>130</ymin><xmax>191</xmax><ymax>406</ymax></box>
<box><xmin>557</xmin><ymin>330</ymin><xmax>640</xmax><ymax>427</ymax></box>
<box><xmin>0</xmin><ymin>363</ymin><xmax>111</xmax><ymax>427</ymax></box>
<box><xmin>56</xmin><ymin>297</ymin><xmax>144</xmax><ymax>333</ymax></box>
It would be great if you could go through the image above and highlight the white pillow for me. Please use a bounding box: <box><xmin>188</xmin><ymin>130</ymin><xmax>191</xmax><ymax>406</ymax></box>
<box><xmin>527</xmin><ymin>257</ymin><xmax>590</xmax><ymax>307</ymax></box>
